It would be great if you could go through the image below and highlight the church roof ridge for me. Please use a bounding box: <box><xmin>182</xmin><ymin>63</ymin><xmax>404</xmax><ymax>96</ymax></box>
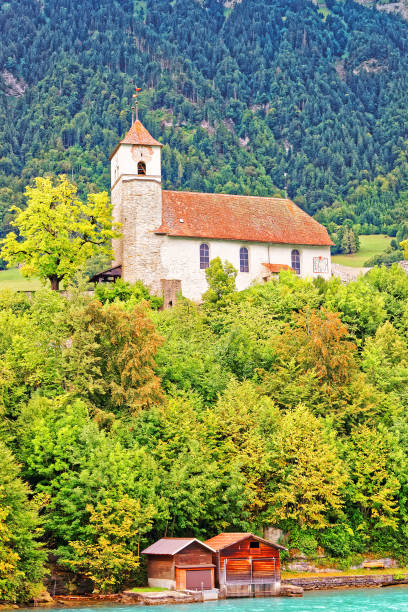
<box><xmin>156</xmin><ymin>190</ymin><xmax>334</xmax><ymax>247</ymax></box>
<box><xmin>162</xmin><ymin>189</ymin><xmax>293</xmax><ymax>203</ymax></box>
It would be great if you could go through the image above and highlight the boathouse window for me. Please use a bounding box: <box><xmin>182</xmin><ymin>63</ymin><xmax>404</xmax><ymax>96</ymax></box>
<box><xmin>200</xmin><ymin>243</ymin><xmax>210</xmax><ymax>269</ymax></box>
<box><xmin>291</xmin><ymin>249</ymin><xmax>301</xmax><ymax>275</ymax></box>
<box><xmin>249</xmin><ymin>541</ymin><xmax>260</xmax><ymax>549</ymax></box>
<box><xmin>138</xmin><ymin>161</ymin><xmax>146</xmax><ymax>175</ymax></box>
<box><xmin>240</xmin><ymin>247</ymin><xmax>249</xmax><ymax>272</ymax></box>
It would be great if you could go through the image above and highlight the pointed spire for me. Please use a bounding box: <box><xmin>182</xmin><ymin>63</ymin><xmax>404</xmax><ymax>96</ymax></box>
<box><xmin>109</xmin><ymin>89</ymin><xmax>162</xmax><ymax>160</ymax></box>
<box><xmin>121</xmin><ymin>120</ymin><xmax>163</xmax><ymax>147</ymax></box>
<box><xmin>122</xmin><ymin>87</ymin><xmax>162</xmax><ymax>146</ymax></box>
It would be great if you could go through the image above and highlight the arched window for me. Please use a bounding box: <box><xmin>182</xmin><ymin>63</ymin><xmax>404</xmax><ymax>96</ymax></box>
<box><xmin>200</xmin><ymin>243</ymin><xmax>209</xmax><ymax>269</ymax></box>
<box><xmin>138</xmin><ymin>161</ymin><xmax>146</xmax><ymax>175</ymax></box>
<box><xmin>291</xmin><ymin>249</ymin><xmax>301</xmax><ymax>275</ymax></box>
<box><xmin>240</xmin><ymin>247</ymin><xmax>249</xmax><ymax>272</ymax></box>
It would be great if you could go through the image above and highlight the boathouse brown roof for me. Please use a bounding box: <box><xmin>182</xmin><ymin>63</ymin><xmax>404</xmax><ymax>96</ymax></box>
<box><xmin>142</xmin><ymin>538</ymin><xmax>215</xmax><ymax>555</ymax></box>
<box><xmin>204</xmin><ymin>532</ymin><xmax>286</xmax><ymax>551</ymax></box>
<box><xmin>156</xmin><ymin>191</ymin><xmax>334</xmax><ymax>246</ymax></box>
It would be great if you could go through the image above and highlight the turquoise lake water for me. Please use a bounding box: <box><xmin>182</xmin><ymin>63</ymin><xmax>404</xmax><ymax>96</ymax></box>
<box><xmin>18</xmin><ymin>587</ymin><xmax>408</xmax><ymax>612</ymax></box>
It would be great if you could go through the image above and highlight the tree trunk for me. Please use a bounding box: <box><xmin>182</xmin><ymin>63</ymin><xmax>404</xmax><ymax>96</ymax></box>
<box><xmin>50</xmin><ymin>276</ymin><xmax>60</xmax><ymax>291</ymax></box>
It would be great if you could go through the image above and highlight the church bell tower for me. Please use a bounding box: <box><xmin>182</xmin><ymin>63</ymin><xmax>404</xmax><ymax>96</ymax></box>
<box><xmin>110</xmin><ymin>100</ymin><xmax>165</xmax><ymax>294</ymax></box>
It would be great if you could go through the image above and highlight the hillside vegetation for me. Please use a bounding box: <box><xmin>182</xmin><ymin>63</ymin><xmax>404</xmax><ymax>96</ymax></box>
<box><xmin>332</xmin><ymin>234</ymin><xmax>391</xmax><ymax>266</ymax></box>
<box><xmin>2</xmin><ymin>0</ymin><xmax>408</xmax><ymax>246</ymax></box>
<box><xmin>4</xmin><ymin>266</ymin><xmax>408</xmax><ymax>599</ymax></box>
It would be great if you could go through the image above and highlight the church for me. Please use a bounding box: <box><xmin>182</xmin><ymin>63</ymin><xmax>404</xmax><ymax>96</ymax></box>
<box><xmin>103</xmin><ymin>117</ymin><xmax>333</xmax><ymax>306</ymax></box>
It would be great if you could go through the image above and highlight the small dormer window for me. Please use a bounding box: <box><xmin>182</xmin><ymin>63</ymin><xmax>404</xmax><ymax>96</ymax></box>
<box><xmin>138</xmin><ymin>161</ymin><xmax>146</xmax><ymax>175</ymax></box>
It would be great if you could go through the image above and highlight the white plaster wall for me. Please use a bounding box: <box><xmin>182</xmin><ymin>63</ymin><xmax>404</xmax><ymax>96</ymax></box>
<box><xmin>160</xmin><ymin>238</ymin><xmax>331</xmax><ymax>302</ymax></box>
<box><xmin>111</xmin><ymin>143</ymin><xmax>161</xmax><ymax>186</ymax></box>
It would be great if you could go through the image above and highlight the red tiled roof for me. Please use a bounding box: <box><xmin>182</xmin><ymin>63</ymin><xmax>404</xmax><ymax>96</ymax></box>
<box><xmin>121</xmin><ymin>120</ymin><xmax>162</xmax><ymax>147</ymax></box>
<box><xmin>262</xmin><ymin>263</ymin><xmax>292</xmax><ymax>273</ymax></box>
<box><xmin>204</xmin><ymin>533</ymin><xmax>285</xmax><ymax>551</ymax></box>
<box><xmin>204</xmin><ymin>533</ymin><xmax>252</xmax><ymax>551</ymax></box>
<box><xmin>156</xmin><ymin>191</ymin><xmax>333</xmax><ymax>246</ymax></box>
<box><xmin>110</xmin><ymin>120</ymin><xmax>162</xmax><ymax>158</ymax></box>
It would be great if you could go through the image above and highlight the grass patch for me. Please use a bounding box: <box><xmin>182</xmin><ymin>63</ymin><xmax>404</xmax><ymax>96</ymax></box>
<box><xmin>282</xmin><ymin>567</ymin><xmax>408</xmax><ymax>579</ymax></box>
<box><xmin>332</xmin><ymin>234</ymin><xmax>391</xmax><ymax>268</ymax></box>
<box><xmin>130</xmin><ymin>587</ymin><xmax>168</xmax><ymax>592</ymax></box>
<box><xmin>0</xmin><ymin>268</ymin><xmax>44</xmax><ymax>291</ymax></box>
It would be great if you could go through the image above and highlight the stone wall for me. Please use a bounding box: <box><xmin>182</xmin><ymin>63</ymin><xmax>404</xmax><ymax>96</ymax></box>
<box><xmin>331</xmin><ymin>263</ymin><xmax>371</xmax><ymax>283</ymax></box>
<box><xmin>120</xmin><ymin>177</ymin><xmax>168</xmax><ymax>295</ymax></box>
<box><xmin>282</xmin><ymin>573</ymin><xmax>408</xmax><ymax>590</ymax></box>
<box><xmin>121</xmin><ymin>590</ymin><xmax>204</xmax><ymax>605</ymax></box>
<box><xmin>111</xmin><ymin>178</ymin><xmax>123</xmax><ymax>266</ymax></box>
<box><xmin>161</xmin><ymin>279</ymin><xmax>182</xmax><ymax>309</ymax></box>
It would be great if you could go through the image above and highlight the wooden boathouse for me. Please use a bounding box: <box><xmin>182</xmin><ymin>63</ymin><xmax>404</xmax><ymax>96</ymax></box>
<box><xmin>142</xmin><ymin>538</ymin><xmax>216</xmax><ymax>591</ymax></box>
<box><xmin>204</xmin><ymin>532</ymin><xmax>285</xmax><ymax>597</ymax></box>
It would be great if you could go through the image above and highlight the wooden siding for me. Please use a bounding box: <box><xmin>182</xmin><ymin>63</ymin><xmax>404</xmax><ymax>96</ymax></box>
<box><xmin>147</xmin><ymin>555</ymin><xmax>174</xmax><ymax>580</ymax></box>
<box><xmin>215</xmin><ymin>536</ymin><xmax>281</xmax><ymax>587</ymax></box>
<box><xmin>174</xmin><ymin>542</ymin><xmax>213</xmax><ymax>566</ymax></box>
<box><xmin>253</xmin><ymin>559</ymin><xmax>277</xmax><ymax>580</ymax></box>
<box><xmin>220</xmin><ymin>537</ymin><xmax>280</xmax><ymax>567</ymax></box>
<box><xmin>176</xmin><ymin>568</ymin><xmax>186</xmax><ymax>590</ymax></box>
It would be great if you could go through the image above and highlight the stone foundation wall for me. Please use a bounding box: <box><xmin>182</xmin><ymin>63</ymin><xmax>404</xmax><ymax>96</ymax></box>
<box><xmin>161</xmin><ymin>279</ymin><xmax>181</xmax><ymax>309</ymax></box>
<box><xmin>121</xmin><ymin>590</ymin><xmax>204</xmax><ymax>605</ymax></box>
<box><xmin>282</xmin><ymin>573</ymin><xmax>408</xmax><ymax>590</ymax></box>
<box><xmin>147</xmin><ymin>578</ymin><xmax>176</xmax><ymax>590</ymax></box>
<box><xmin>331</xmin><ymin>263</ymin><xmax>371</xmax><ymax>283</ymax></box>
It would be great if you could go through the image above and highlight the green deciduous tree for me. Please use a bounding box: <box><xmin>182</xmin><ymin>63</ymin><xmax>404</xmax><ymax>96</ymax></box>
<box><xmin>345</xmin><ymin>425</ymin><xmax>403</xmax><ymax>537</ymax></box>
<box><xmin>266</xmin><ymin>405</ymin><xmax>347</xmax><ymax>530</ymax></box>
<box><xmin>67</xmin><ymin>496</ymin><xmax>156</xmax><ymax>593</ymax></box>
<box><xmin>0</xmin><ymin>442</ymin><xmax>46</xmax><ymax>603</ymax></box>
<box><xmin>16</xmin><ymin>396</ymin><xmax>163</xmax><ymax>558</ymax></box>
<box><xmin>64</xmin><ymin>300</ymin><xmax>163</xmax><ymax>415</ymax></box>
<box><xmin>1</xmin><ymin>176</ymin><xmax>120</xmax><ymax>290</ymax></box>
<box><xmin>202</xmin><ymin>257</ymin><xmax>237</xmax><ymax>310</ymax></box>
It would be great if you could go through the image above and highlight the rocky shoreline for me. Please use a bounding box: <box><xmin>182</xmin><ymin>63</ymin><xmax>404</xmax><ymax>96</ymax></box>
<box><xmin>3</xmin><ymin>573</ymin><xmax>408</xmax><ymax>610</ymax></box>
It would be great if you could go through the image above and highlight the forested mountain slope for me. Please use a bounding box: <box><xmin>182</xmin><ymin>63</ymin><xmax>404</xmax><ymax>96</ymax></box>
<box><xmin>2</xmin><ymin>0</ymin><xmax>408</xmax><ymax>243</ymax></box>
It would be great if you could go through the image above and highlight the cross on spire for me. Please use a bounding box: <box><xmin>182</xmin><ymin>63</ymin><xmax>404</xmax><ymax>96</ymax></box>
<box><xmin>132</xmin><ymin>87</ymin><xmax>142</xmax><ymax>124</ymax></box>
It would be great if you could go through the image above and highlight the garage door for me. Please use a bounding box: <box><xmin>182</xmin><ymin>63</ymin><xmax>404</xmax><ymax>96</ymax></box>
<box><xmin>186</xmin><ymin>569</ymin><xmax>212</xmax><ymax>590</ymax></box>
<box><xmin>252</xmin><ymin>559</ymin><xmax>276</xmax><ymax>581</ymax></box>
<box><xmin>225</xmin><ymin>559</ymin><xmax>251</xmax><ymax>582</ymax></box>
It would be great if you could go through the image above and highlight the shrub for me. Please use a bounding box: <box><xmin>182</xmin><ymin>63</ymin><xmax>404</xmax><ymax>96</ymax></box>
<box><xmin>94</xmin><ymin>279</ymin><xmax>163</xmax><ymax>309</ymax></box>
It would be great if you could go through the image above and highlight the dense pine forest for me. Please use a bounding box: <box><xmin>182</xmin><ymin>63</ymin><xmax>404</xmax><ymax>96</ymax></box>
<box><xmin>2</xmin><ymin>0</ymin><xmax>408</xmax><ymax>250</ymax></box>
